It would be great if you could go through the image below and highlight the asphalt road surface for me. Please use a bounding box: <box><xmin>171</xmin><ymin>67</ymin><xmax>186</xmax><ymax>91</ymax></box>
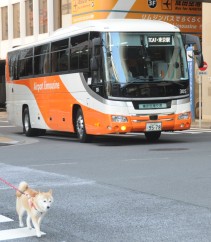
<box><xmin>1</xmin><ymin>113</ymin><xmax>211</xmax><ymax>241</ymax></box>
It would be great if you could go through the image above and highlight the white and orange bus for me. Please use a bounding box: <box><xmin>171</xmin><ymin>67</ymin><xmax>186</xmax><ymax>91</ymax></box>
<box><xmin>5</xmin><ymin>19</ymin><xmax>203</xmax><ymax>142</ymax></box>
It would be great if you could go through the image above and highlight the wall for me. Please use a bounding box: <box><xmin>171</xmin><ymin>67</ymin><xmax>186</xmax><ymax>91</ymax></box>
<box><xmin>202</xmin><ymin>3</ymin><xmax>211</xmax><ymax>120</ymax></box>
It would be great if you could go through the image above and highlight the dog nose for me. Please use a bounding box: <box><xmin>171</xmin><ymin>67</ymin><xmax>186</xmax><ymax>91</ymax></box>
<box><xmin>47</xmin><ymin>206</ymin><xmax>50</xmax><ymax>209</ymax></box>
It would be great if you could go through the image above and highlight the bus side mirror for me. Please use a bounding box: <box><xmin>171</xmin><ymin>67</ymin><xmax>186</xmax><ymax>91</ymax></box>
<box><xmin>182</xmin><ymin>34</ymin><xmax>204</xmax><ymax>68</ymax></box>
<box><xmin>196</xmin><ymin>53</ymin><xmax>204</xmax><ymax>68</ymax></box>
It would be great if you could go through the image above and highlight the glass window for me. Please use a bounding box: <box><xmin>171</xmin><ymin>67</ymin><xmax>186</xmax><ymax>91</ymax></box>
<box><xmin>19</xmin><ymin>48</ymin><xmax>33</xmax><ymax>78</ymax></box>
<box><xmin>13</xmin><ymin>3</ymin><xmax>20</xmax><ymax>38</ymax></box>
<box><xmin>54</xmin><ymin>0</ymin><xmax>71</xmax><ymax>30</ymax></box>
<box><xmin>39</xmin><ymin>0</ymin><xmax>48</xmax><ymax>34</ymax></box>
<box><xmin>51</xmin><ymin>39</ymin><xmax>69</xmax><ymax>72</ymax></box>
<box><xmin>70</xmin><ymin>34</ymin><xmax>89</xmax><ymax>71</ymax></box>
<box><xmin>34</xmin><ymin>44</ymin><xmax>50</xmax><ymax>75</ymax></box>
<box><xmin>62</xmin><ymin>0</ymin><xmax>71</xmax><ymax>15</ymax></box>
<box><xmin>25</xmin><ymin>0</ymin><xmax>33</xmax><ymax>36</ymax></box>
<box><xmin>54</xmin><ymin>0</ymin><xmax>61</xmax><ymax>30</ymax></box>
<box><xmin>9</xmin><ymin>51</ymin><xmax>19</xmax><ymax>80</ymax></box>
<box><xmin>1</xmin><ymin>7</ymin><xmax>8</xmax><ymax>40</ymax></box>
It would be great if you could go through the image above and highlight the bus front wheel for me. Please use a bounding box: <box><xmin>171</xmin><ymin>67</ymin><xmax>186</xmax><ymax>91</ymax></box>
<box><xmin>75</xmin><ymin>108</ymin><xmax>92</xmax><ymax>143</ymax></box>
<box><xmin>145</xmin><ymin>131</ymin><xmax>161</xmax><ymax>142</ymax></box>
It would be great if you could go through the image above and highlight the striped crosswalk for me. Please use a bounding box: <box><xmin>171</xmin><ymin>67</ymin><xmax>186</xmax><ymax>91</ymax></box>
<box><xmin>166</xmin><ymin>128</ymin><xmax>211</xmax><ymax>135</ymax></box>
<box><xmin>126</xmin><ymin>128</ymin><xmax>211</xmax><ymax>136</ymax></box>
<box><xmin>0</xmin><ymin>215</ymin><xmax>45</xmax><ymax>241</ymax></box>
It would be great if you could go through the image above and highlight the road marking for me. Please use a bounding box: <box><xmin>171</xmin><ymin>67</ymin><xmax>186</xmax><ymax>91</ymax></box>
<box><xmin>0</xmin><ymin>215</ymin><xmax>13</xmax><ymax>223</ymax></box>
<box><xmin>123</xmin><ymin>157</ymin><xmax>169</xmax><ymax>161</ymax></box>
<box><xmin>0</xmin><ymin>126</ymin><xmax>15</xmax><ymax>128</ymax></box>
<box><xmin>0</xmin><ymin>227</ymin><xmax>45</xmax><ymax>241</ymax></box>
<box><xmin>28</xmin><ymin>162</ymin><xmax>77</xmax><ymax>167</ymax></box>
<box><xmin>0</xmin><ymin>163</ymin><xmax>96</xmax><ymax>191</ymax></box>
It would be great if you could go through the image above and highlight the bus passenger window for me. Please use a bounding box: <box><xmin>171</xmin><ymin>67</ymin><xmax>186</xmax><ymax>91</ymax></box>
<box><xmin>51</xmin><ymin>38</ymin><xmax>69</xmax><ymax>73</ymax></box>
<box><xmin>19</xmin><ymin>48</ymin><xmax>33</xmax><ymax>78</ymax></box>
<box><xmin>8</xmin><ymin>52</ymin><xmax>19</xmax><ymax>80</ymax></box>
<box><xmin>70</xmin><ymin>34</ymin><xmax>89</xmax><ymax>71</ymax></box>
<box><xmin>34</xmin><ymin>44</ymin><xmax>50</xmax><ymax>75</ymax></box>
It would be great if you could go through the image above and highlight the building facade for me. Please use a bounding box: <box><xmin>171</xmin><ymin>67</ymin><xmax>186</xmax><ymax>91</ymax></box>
<box><xmin>0</xmin><ymin>0</ymin><xmax>71</xmax><ymax>60</ymax></box>
<box><xmin>0</xmin><ymin>0</ymin><xmax>210</xmax><ymax>121</ymax></box>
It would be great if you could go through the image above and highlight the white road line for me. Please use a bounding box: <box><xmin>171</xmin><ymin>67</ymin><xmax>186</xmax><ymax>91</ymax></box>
<box><xmin>0</xmin><ymin>228</ymin><xmax>45</xmax><ymax>241</ymax></box>
<box><xmin>0</xmin><ymin>126</ymin><xmax>15</xmax><ymax>128</ymax></box>
<box><xmin>0</xmin><ymin>215</ymin><xmax>13</xmax><ymax>223</ymax></box>
<box><xmin>123</xmin><ymin>157</ymin><xmax>169</xmax><ymax>161</ymax></box>
<box><xmin>28</xmin><ymin>162</ymin><xmax>77</xmax><ymax>167</ymax></box>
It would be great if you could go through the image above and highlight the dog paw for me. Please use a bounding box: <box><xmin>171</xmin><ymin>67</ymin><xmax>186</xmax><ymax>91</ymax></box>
<box><xmin>36</xmin><ymin>234</ymin><xmax>42</xmax><ymax>238</ymax></box>
<box><xmin>27</xmin><ymin>226</ymin><xmax>32</xmax><ymax>230</ymax></box>
<box><xmin>19</xmin><ymin>223</ymin><xmax>24</xmax><ymax>227</ymax></box>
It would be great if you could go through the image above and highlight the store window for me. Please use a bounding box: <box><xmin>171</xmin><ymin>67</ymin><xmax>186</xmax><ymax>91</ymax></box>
<box><xmin>1</xmin><ymin>7</ymin><xmax>8</xmax><ymax>40</ymax></box>
<box><xmin>39</xmin><ymin>0</ymin><xmax>48</xmax><ymax>34</ymax></box>
<box><xmin>13</xmin><ymin>3</ymin><xmax>20</xmax><ymax>38</ymax></box>
<box><xmin>62</xmin><ymin>0</ymin><xmax>71</xmax><ymax>15</ymax></box>
<box><xmin>26</xmin><ymin>0</ymin><xmax>33</xmax><ymax>36</ymax></box>
<box><xmin>54</xmin><ymin>0</ymin><xmax>71</xmax><ymax>30</ymax></box>
<box><xmin>54</xmin><ymin>0</ymin><xmax>61</xmax><ymax>30</ymax></box>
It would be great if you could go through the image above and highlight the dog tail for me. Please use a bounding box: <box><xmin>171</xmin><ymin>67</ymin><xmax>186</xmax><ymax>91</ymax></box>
<box><xmin>16</xmin><ymin>181</ymin><xmax>28</xmax><ymax>197</ymax></box>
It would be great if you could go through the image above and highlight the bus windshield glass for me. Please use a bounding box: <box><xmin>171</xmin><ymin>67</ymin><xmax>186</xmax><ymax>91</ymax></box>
<box><xmin>102</xmin><ymin>32</ymin><xmax>189</xmax><ymax>97</ymax></box>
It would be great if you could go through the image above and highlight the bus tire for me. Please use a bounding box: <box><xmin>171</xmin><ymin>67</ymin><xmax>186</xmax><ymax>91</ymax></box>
<box><xmin>145</xmin><ymin>131</ymin><xmax>161</xmax><ymax>142</ymax></box>
<box><xmin>75</xmin><ymin>108</ymin><xmax>92</xmax><ymax>143</ymax></box>
<box><xmin>23</xmin><ymin>107</ymin><xmax>45</xmax><ymax>137</ymax></box>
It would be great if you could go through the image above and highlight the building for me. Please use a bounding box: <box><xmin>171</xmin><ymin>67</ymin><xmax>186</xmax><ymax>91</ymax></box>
<box><xmin>0</xmin><ymin>0</ymin><xmax>210</xmax><ymax>121</ymax></box>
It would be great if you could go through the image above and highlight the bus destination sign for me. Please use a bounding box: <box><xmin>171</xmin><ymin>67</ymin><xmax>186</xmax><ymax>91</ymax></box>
<box><xmin>147</xmin><ymin>36</ymin><xmax>172</xmax><ymax>46</ymax></box>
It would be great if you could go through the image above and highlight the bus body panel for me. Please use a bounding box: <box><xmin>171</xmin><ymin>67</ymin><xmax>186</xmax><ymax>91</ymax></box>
<box><xmin>6</xmin><ymin>72</ymin><xmax>191</xmax><ymax>135</ymax></box>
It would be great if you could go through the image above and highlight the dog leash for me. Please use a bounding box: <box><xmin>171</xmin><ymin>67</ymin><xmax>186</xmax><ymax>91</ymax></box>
<box><xmin>0</xmin><ymin>177</ymin><xmax>26</xmax><ymax>196</ymax></box>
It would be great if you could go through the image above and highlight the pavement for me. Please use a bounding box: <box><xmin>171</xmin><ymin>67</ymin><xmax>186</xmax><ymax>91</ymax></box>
<box><xmin>0</xmin><ymin>110</ymin><xmax>211</xmax><ymax>146</ymax></box>
<box><xmin>0</xmin><ymin>110</ymin><xmax>19</xmax><ymax>146</ymax></box>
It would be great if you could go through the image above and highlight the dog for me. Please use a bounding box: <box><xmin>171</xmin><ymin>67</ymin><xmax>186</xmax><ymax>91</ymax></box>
<box><xmin>16</xmin><ymin>181</ymin><xmax>53</xmax><ymax>237</ymax></box>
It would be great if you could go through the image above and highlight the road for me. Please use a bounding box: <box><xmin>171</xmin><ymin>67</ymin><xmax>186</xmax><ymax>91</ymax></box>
<box><xmin>1</xmin><ymin>112</ymin><xmax>211</xmax><ymax>241</ymax></box>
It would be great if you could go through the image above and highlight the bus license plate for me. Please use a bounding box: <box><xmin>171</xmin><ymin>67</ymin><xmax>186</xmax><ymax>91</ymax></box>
<box><xmin>146</xmin><ymin>122</ymin><xmax>162</xmax><ymax>131</ymax></box>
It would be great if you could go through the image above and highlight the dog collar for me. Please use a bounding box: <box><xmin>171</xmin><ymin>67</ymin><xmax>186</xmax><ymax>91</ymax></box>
<box><xmin>28</xmin><ymin>199</ymin><xmax>43</xmax><ymax>215</ymax></box>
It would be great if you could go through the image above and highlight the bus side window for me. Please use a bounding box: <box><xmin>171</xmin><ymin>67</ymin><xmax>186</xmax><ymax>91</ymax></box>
<box><xmin>19</xmin><ymin>48</ymin><xmax>33</xmax><ymax>78</ymax></box>
<box><xmin>51</xmin><ymin>38</ymin><xmax>69</xmax><ymax>73</ymax></box>
<box><xmin>34</xmin><ymin>44</ymin><xmax>50</xmax><ymax>75</ymax></box>
<box><xmin>8</xmin><ymin>51</ymin><xmax>19</xmax><ymax>80</ymax></box>
<box><xmin>8</xmin><ymin>53</ymin><xmax>15</xmax><ymax>80</ymax></box>
<box><xmin>70</xmin><ymin>33</ymin><xmax>89</xmax><ymax>72</ymax></box>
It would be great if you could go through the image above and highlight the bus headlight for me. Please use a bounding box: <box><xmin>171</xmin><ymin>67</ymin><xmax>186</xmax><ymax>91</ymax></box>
<box><xmin>112</xmin><ymin>115</ymin><xmax>128</xmax><ymax>123</ymax></box>
<box><xmin>178</xmin><ymin>112</ymin><xmax>190</xmax><ymax>120</ymax></box>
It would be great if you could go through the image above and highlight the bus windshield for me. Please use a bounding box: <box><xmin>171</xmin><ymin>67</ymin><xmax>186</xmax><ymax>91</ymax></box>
<box><xmin>102</xmin><ymin>32</ymin><xmax>189</xmax><ymax>97</ymax></box>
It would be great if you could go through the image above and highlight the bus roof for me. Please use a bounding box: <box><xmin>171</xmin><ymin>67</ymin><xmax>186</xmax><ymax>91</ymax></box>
<box><xmin>55</xmin><ymin>19</ymin><xmax>179</xmax><ymax>35</ymax></box>
<box><xmin>9</xmin><ymin>19</ymin><xmax>180</xmax><ymax>52</ymax></box>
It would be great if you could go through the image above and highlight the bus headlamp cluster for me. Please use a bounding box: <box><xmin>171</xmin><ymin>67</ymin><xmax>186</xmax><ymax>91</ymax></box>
<box><xmin>112</xmin><ymin>115</ymin><xmax>128</xmax><ymax>123</ymax></box>
<box><xmin>178</xmin><ymin>112</ymin><xmax>189</xmax><ymax>120</ymax></box>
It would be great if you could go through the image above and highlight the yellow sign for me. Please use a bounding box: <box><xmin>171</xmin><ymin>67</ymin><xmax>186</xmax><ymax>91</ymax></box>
<box><xmin>71</xmin><ymin>0</ymin><xmax>202</xmax><ymax>35</ymax></box>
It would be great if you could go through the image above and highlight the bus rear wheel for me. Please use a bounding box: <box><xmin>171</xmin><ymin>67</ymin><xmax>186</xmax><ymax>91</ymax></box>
<box><xmin>23</xmin><ymin>107</ymin><xmax>46</xmax><ymax>137</ymax></box>
<box><xmin>75</xmin><ymin>108</ymin><xmax>92</xmax><ymax>143</ymax></box>
<box><xmin>145</xmin><ymin>131</ymin><xmax>161</xmax><ymax>142</ymax></box>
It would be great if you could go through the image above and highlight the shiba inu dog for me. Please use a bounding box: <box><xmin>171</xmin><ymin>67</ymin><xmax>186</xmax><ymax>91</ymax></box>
<box><xmin>16</xmin><ymin>181</ymin><xmax>53</xmax><ymax>238</ymax></box>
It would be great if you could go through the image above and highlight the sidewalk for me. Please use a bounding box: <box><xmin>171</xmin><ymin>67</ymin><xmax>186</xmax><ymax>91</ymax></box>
<box><xmin>191</xmin><ymin>119</ymin><xmax>211</xmax><ymax>129</ymax></box>
<box><xmin>0</xmin><ymin>111</ymin><xmax>18</xmax><ymax>145</ymax></box>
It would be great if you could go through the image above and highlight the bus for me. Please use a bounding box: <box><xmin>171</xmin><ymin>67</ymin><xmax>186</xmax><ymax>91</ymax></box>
<box><xmin>5</xmin><ymin>19</ymin><xmax>203</xmax><ymax>142</ymax></box>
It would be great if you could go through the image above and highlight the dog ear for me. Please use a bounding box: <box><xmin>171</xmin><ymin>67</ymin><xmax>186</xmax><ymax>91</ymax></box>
<box><xmin>48</xmin><ymin>189</ymin><xmax>53</xmax><ymax>195</ymax></box>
